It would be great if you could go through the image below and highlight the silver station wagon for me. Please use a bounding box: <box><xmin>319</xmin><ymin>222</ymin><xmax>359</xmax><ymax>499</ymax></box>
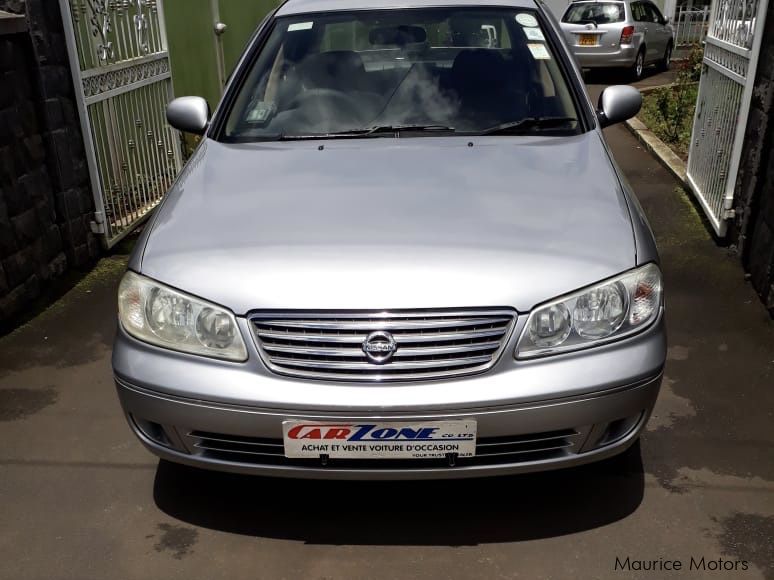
<box><xmin>560</xmin><ymin>0</ymin><xmax>674</xmax><ymax>79</ymax></box>
<box><xmin>113</xmin><ymin>0</ymin><xmax>666</xmax><ymax>479</ymax></box>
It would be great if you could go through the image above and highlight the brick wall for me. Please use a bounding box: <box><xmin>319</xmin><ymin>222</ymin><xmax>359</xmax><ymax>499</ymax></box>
<box><xmin>734</xmin><ymin>1</ymin><xmax>774</xmax><ymax>315</ymax></box>
<box><xmin>0</xmin><ymin>17</ymin><xmax>64</xmax><ymax>320</ymax></box>
<box><xmin>0</xmin><ymin>1</ymin><xmax>99</xmax><ymax>325</ymax></box>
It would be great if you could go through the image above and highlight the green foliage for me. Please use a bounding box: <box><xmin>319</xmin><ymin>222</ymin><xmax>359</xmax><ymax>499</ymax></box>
<box><xmin>181</xmin><ymin>134</ymin><xmax>201</xmax><ymax>162</ymax></box>
<box><xmin>681</xmin><ymin>43</ymin><xmax>704</xmax><ymax>82</ymax></box>
<box><xmin>647</xmin><ymin>83</ymin><xmax>697</xmax><ymax>144</ymax></box>
<box><xmin>639</xmin><ymin>46</ymin><xmax>704</xmax><ymax>158</ymax></box>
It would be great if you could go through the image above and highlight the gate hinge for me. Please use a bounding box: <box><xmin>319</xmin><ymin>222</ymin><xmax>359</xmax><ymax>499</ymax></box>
<box><xmin>722</xmin><ymin>197</ymin><xmax>736</xmax><ymax>220</ymax></box>
<box><xmin>90</xmin><ymin>211</ymin><xmax>106</xmax><ymax>235</ymax></box>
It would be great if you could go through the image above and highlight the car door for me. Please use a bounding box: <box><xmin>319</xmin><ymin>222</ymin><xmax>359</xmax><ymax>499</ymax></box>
<box><xmin>642</xmin><ymin>2</ymin><xmax>667</xmax><ymax>60</ymax></box>
<box><xmin>629</xmin><ymin>2</ymin><xmax>651</xmax><ymax>57</ymax></box>
<box><xmin>648</xmin><ymin>2</ymin><xmax>672</xmax><ymax>54</ymax></box>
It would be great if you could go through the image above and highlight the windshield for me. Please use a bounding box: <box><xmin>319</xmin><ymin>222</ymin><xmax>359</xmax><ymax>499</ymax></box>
<box><xmin>222</xmin><ymin>8</ymin><xmax>580</xmax><ymax>140</ymax></box>
<box><xmin>562</xmin><ymin>3</ymin><xmax>626</xmax><ymax>24</ymax></box>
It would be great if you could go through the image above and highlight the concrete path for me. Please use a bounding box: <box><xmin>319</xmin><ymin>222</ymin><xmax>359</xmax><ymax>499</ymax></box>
<box><xmin>1</xmin><ymin>69</ymin><xmax>772</xmax><ymax>580</ymax></box>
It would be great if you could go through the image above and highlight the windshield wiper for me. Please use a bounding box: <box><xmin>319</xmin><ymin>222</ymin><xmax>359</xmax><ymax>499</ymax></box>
<box><xmin>237</xmin><ymin>119</ymin><xmax>570</xmax><ymax>142</ymax></box>
<box><xmin>362</xmin><ymin>124</ymin><xmax>456</xmax><ymax>135</ymax></box>
<box><xmin>272</xmin><ymin>132</ymin><xmax>367</xmax><ymax>141</ymax></box>
<box><xmin>272</xmin><ymin>124</ymin><xmax>456</xmax><ymax>141</ymax></box>
<box><xmin>479</xmin><ymin>117</ymin><xmax>579</xmax><ymax>136</ymax></box>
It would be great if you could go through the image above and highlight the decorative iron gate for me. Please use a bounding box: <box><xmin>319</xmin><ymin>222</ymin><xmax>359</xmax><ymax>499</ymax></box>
<box><xmin>673</xmin><ymin>6</ymin><xmax>711</xmax><ymax>46</ymax></box>
<box><xmin>685</xmin><ymin>0</ymin><xmax>769</xmax><ymax>236</ymax></box>
<box><xmin>58</xmin><ymin>0</ymin><xmax>183</xmax><ymax>247</ymax></box>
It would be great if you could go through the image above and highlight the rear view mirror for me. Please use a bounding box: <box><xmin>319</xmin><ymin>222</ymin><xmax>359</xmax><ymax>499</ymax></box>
<box><xmin>369</xmin><ymin>25</ymin><xmax>427</xmax><ymax>46</ymax></box>
<box><xmin>166</xmin><ymin>96</ymin><xmax>210</xmax><ymax>135</ymax></box>
<box><xmin>597</xmin><ymin>85</ymin><xmax>642</xmax><ymax>127</ymax></box>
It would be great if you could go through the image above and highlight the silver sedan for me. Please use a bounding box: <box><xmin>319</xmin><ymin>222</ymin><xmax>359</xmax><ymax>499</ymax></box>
<box><xmin>113</xmin><ymin>0</ymin><xmax>665</xmax><ymax>479</ymax></box>
<box><xmin>560</xmin><ymin>0</ymin><xmax>674</xmax><ymax>79</ymax></box>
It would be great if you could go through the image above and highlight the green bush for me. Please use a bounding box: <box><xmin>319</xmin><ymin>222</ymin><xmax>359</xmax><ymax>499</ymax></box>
<box><xmin>638</xmin><ymin>45</ymin><xmax>703</xmax><ymax>158</ymax></box>
<box><xmin>683</xmin><ymin>43</ymin><xmax>704</xmax><ymax>82</ymax></box>
<box><xmin>643</xmin><ymin>83</ymin><xmax>698</xmax><ymax>145</ymax></box>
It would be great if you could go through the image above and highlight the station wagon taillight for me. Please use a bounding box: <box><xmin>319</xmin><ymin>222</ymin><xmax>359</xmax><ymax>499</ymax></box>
<box><xmin>620</xmin><ymin>25</ymin><xmax>635</xmax><ymax>44</ymax></box>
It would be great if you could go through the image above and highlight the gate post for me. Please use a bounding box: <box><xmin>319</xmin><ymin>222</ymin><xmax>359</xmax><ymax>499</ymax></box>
<box><xmin>685</xmin><ymin>0</ymin><xmax>770</xmax><ymax>236</ymax></box>
<box><xmin>720</xmin><ymin>0</ymin><xmax>770</xmax><ymax>223</ymax></box>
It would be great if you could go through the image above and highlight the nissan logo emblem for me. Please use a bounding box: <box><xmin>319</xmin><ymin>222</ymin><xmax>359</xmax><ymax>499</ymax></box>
<box><xmin>362</xmin><ymin>330</ymin><xmax>397</xmax><ymax>364</ymax></box>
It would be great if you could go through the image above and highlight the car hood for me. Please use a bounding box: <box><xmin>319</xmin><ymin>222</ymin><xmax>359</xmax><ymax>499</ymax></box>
<box><xmin>140</xmin><ymin>133</ymin><xmax>636</xmax><ymax>314</ymax></box>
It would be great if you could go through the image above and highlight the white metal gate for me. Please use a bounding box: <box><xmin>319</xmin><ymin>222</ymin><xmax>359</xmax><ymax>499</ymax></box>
<box><xmin>673</xmin><ymin>6</ymin><xmax>711</xmax><ymax>46</ymax></box>
<box><xmin>58</xmin><ymin>0</ymin><xmax>183</xmax><ymax>247</ymax></box>
<box><xmin>685</xmin><ymin>0</ymin><xmax>769</xmax><ymax>236</ymax></box>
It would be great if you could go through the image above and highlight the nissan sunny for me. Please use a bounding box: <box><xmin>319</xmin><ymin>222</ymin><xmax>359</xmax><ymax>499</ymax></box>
<box><xmin>112</xmin><ymin>0</ymin><xmax>666</xmax><ymax>479</ymax></box>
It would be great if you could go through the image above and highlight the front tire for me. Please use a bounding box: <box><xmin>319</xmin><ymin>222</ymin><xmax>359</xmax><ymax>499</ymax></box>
<box><xmin>658</xmin><ymin>42</ymin><xmax>673</xmax><ymax>71</ymax></box>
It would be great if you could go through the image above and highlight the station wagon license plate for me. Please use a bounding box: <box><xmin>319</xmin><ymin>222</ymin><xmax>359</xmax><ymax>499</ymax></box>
<box><xmin>579</xmin><ymin>33</ymin><xmax>598</xmax><ymax>46</ymax></box>
<box><xmin>282</xmin><ymin>420</ymin><xmax>477</xmax><ymax>459</ymax></box>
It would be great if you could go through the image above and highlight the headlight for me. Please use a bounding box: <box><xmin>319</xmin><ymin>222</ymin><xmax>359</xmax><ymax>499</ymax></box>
<box><xmin>118</xmin><ymin>271</ymin><xmax>248</xmax><ymax>361</ymax></box>
<box><xmin>516</xmin><ymin>263</ymin><xmax>662</xmax><ymax>359</ymax></box>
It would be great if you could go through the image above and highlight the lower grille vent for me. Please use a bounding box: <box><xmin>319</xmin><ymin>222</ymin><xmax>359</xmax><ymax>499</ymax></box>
<box><xmin>187</xmin><ymin>429</ymin><xmax>581</xmax><ymax>469</ymax></box>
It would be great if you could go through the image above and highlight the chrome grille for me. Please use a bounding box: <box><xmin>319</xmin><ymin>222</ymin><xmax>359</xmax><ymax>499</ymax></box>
<box><xmin>250</xmin><ymin>310</ymin><xmax>516</xmax><ymax>381</ymax></box>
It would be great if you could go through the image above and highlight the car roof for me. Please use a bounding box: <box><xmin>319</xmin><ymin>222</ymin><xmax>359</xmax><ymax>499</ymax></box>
<box><xmin>276</xmin><ymin>0</ymin><xmax>539</xmax><ymax>17</ymax></box>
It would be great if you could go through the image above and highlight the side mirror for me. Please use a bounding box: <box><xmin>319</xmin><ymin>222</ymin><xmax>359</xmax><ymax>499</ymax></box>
<box><xmin>597</xmin><ymin>85</ymin><xmax>642</xmax><ymax>128</ymax></box>
<box><xmin>166</xmin><ymin>96</ymin><xmax>209</xmax><ymax>135</ymax></box>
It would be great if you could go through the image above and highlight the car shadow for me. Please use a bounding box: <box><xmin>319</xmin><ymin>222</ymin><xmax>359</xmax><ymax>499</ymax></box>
<box><xmin>153</xmin><ymin>442</ymin><xmax>645</xmax><ymax>545</ymax></box>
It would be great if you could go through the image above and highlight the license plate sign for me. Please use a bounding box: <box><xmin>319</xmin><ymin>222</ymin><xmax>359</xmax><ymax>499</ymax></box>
<box><xmin>579</xmin><ymin>33</ymin><xmax>598</xmax><ymax>46</ymax></box>
<box><xmin>282</xmin><ymin>420</ymin><xmax>477</xmax><ymax>459</ymax></box>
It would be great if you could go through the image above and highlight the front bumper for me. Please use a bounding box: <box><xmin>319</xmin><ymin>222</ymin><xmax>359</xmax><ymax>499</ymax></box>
<box><xmin>117</xmin><ymin>374</ymin><xmax>660</xmax><ymax>479</ymax></box>
<box><xmin>113</xmin><ymin>312</ymin><xmax>665</xmax><ymax>479</ymax></box>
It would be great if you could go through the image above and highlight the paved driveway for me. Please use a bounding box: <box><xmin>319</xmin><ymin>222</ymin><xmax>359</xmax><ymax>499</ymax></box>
<box><xmin>1</xmin><ymin>69</ymin><xmax>772</xmax><ymax>580</ymax></box>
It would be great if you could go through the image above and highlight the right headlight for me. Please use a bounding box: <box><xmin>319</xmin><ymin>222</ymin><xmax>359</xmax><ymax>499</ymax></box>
<box><xmin>515</xmin><ymin>263</ymin><xmax>663</xmax><ymax>359</ymax></box>
<box><xmin>118</xmin><ymin>271</ymin><xmax>247</xmax><ymax>361</ymax></box>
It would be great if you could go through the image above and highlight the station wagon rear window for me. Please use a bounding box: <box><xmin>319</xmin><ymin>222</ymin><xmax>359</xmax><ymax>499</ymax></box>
<box><xmin>562</xmin><ymin>3</ymin><xmax>625</xmax><ymax>24</ymax></box>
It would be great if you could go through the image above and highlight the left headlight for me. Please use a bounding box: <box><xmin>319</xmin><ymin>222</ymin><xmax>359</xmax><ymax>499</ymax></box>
<box><xmin>118</xmin><ymin>271</ymin><xmax>248</xmax><ymax>361</ymax></box>
<box><xmin>515</xmin><ymin>263</ymin><xmax>663</xmax><ymax>359</ymax></box>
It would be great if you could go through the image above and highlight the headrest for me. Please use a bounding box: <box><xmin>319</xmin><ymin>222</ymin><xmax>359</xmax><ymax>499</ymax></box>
<box><xmin>451</xmin><ymin>49</ymin><xmax>508</xmax><ymax>91</ymax></box>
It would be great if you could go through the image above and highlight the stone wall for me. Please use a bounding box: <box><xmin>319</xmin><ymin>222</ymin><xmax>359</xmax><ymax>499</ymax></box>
<box><xmin>734</xmin><ymin>1</ymin><xmax>774</xmax><ymax>315</ymax></box>
<box><xmin>0</xmin><ymin>1</ymin><xmax>99</xmax><ymax>325</ymax></box>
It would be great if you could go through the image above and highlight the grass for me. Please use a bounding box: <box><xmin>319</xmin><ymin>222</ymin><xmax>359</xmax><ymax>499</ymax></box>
<box><xmin>636</xmin><ymin>44</ymin><xmax>704</xmax><ymax>162</ymax></box>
